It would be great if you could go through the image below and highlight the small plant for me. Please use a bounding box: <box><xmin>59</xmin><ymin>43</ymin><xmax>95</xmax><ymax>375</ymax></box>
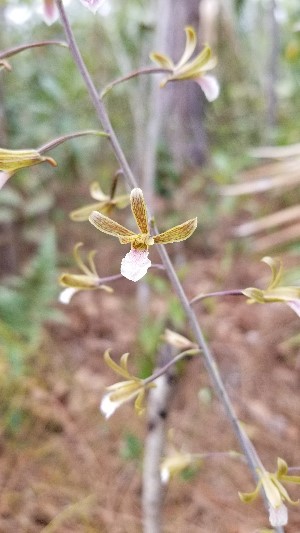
<box><xmin>1</xmin><ymin>2</ymin><xmax>300</xmax><ymax>531</ymax></box>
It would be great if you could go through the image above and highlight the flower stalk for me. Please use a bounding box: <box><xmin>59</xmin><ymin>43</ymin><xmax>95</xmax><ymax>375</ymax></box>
<box><xmin>55</xmin><ymin>2</ymin><xmax>285</xmax><ymax>529</ymax></box>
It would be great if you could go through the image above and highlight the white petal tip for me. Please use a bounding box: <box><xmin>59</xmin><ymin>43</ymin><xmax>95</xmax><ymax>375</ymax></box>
<box><xmin>197</xmin><ymin>75</ymin><xmax>220</xmax><ymax>102</ymax></box>
<box><xmin>269</xmin><ymin>504</ymin><xmax>288</xmax><ymax>527</ymax></box>
<box><xmin>100</xmin><ymin>394</ymin><xmax>118</xmax><ymax>419</ymax></box>
<box><xmin>121</xmin><ymin>250</ymin><xmax>151</xmax><ymax>282</ymax></box>
<box><xmin>59</xmin><ymin>287</ymin><xmax>78</xmax><ymax>305</ymax></box>
<box><xmin>160</xmin><ymin>468</ymin><xmax>170</xmax><ymax>484</ymax></box>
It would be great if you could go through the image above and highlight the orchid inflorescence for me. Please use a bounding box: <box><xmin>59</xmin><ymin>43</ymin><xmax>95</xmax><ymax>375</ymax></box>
<box><xmin>89</xmin><ymin>187</ymin><xmax>197</xmax><ymax>282</ymax></box>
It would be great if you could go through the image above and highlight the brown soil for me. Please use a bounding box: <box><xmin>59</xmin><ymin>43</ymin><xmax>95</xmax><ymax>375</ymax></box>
<box><xmin>1</xmin><ymin>213</ymin><xmax>300</xmax><ymax>533</ymax></box>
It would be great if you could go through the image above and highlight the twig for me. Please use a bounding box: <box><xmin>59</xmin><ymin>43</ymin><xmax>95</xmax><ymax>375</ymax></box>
<box><xmin>0</xmin><ymin>40</ymin><xmax>67</xmax><ymax>60</ymax></box>
<box><xmin>100</xmin><ymin>66</ymin><xmax>171</xmax><ymax>98</ymax></box>
<box><xmin>190</xmin><ymin>289</ymin><xmax>244</xmax><ymax>305</ymax></box>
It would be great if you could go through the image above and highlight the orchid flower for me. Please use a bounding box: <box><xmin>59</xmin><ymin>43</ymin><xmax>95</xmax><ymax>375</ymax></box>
<box><xmin>150</xmin><ymin>26</ymin><xmax>219</xmax><ymax>102</ymax></box>
<box><xmin>89</xmin><ymin>187</ymin><xmax>197</xmax><ymax>282</ymax></box>
<box><xmin>239</xmin><ymin>458</ymin><xmax>300</xmax><ymax>527</ymax></box>
<box><xmin>0</xmin><ymin>148</ymin><xmax>56</xmax><ymax>190</ymax></box>
<box><xmin>100</xmin><ymin>350</ymin><xmax>155</xmax><ymax>419</ymax></box>
<box><xmin>242</xmin><ymin>256</ymin><xmax>300</xmax><ymax>317</ymax></box>
<box><xmin>70</xmin><ymin>180</ymin><xmax>129</xmax><ymax>222</ymax></box>
<box><xmin>0</xmin><ymin>148</ymin><xmax>56</xmax><ymax>173</ymax></box>
<box><xmin>59</xmin><ymin>243</ymin><xmax>113</xmax><ymax>304</ymax></box>
<box><xmin>160</xmin><ymin>450</ymin><xmax>203</xmax><ymax>484</ymax></box>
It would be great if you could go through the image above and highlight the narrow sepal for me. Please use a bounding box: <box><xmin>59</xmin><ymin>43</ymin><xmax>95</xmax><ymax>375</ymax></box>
<box><xmin>89</xmin><ymin>211</ymin><xmax>135</xmax><ymax>239</ymax></box>
<box><xmin>0</xmin><ymin>148</ymin><xmax>57</xmax><ymax>172</ymax></box>
<box><xmin>130</xmin><ymin>188</ymin><xmax>149</xmax><ymax>234</ymax></box>
<box><xmin>154</xmin><ymin>217</ymin><xmax>197</xmax><ymax>244</ymax></box>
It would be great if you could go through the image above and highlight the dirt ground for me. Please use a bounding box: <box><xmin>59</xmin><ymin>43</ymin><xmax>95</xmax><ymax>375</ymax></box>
<box><xmin>0</xmin><ymin>202</ymin><xmax>300</xmax><ymax>533</ymax></box>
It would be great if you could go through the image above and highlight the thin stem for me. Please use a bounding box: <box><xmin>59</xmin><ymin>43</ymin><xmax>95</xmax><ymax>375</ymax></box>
<box><xmin>38</xmin><ymin>130</ymin><xmax>109</xmax><ymax>154</ymax></box>
<box><xmin>56</xmin><ymin>4</ymin><xmax>284</xmax><ymax>530</ymax></box>
<box><xmin>100</xmin><ymin>66</ymin><xmax>172</xmax><ymax>98</ymax></box>
<box><xmin>143</xmin><ymin>349</ymin><xmax>200</xmax><ymax>386</ymax></box>
<box><xmin>56</xmin><ymin>0</ymin><xmax>137</xmax><ymax>191</ymax></box>
<box><xmin>0</xmin><ymin>40</ymin><xmax>67</xmax><ymax>60</ymax></box>
<box><xmin>190</xmin><ymin>289</ymin><xmax>244</xmax><ymax>305</ymax></box>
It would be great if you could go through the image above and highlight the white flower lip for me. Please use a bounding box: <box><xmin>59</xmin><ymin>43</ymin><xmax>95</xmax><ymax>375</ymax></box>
<box><xmin>121</xmin><ymin>249</ymin><xmax>151</xmax><ymax>282</ymax></box>
<box><xmin>100</xmin><ymin>393</ymin><xmax>120</xmax><ymax>419</ymax></box>
<box><xmin>269</xmin><ymin>503</ymin><xmax>288</xmax><ymax>527</ymax></box>
<box><xmin>197</xmin><ymin>75</ymin><xmax>220</xmax><ymax>102</ymax></box>
<box><xmin>59</xmin><ymin>287</ymin><xmax>79</xmax><ymax>305</ymax></box>
<box><xmin>160</xmin><ymin>467</ymin><xmax>170</xmax><ymax>484</ymax></box>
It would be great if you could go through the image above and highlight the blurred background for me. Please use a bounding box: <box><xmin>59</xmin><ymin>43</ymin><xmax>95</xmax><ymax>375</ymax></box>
<box><xmin>0</xmin><ymin>0</ymin><xmax>300</xmax><ymax>531</ymax></box>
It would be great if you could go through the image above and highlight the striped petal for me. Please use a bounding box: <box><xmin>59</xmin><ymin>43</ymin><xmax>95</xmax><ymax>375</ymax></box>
<box><xmin>89</xmin><ymin>211</ymin><xmax>135</xmax><ymax>240</ymax></box>
<box><xmin>130</xmin><ymin>188</ymin><xmax>149</xmax><ymax>233</ymax></box>
<box><xmin>154</xmin><ymin>217</ymin><xmax>197</xmax><ymax>244</ymax></box>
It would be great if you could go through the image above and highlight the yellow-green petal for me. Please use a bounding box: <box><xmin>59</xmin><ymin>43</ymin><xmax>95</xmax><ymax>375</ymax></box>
<box><xmin>104</xmin><ymin>350</ymin><xmax>132</xmax><ymax>380</ymax></box>
<box><xmin>154</xmin><ymin>217</ymin><xmax>197</xmax><ymax>244</ymax></box>
<box><xmin>238</xmin><ymin>482</ymin><xmax>261</xmax><ymax>503</ymax></box>
<box><xmin>130</xmin><ymin>188</ymin><xmax>149</xmax><ymax>234</ymax></box>
<box><xmin>0</xmin><ymin>148</ymin><xmax>57</xmax><ymax>172</ymax></box>
<box><xmin>176</xmin><ymin>26</ymin><xmax>197</xmax><ymax>69</ymax></box>
<box><xmin>70</xmin><ymin>201</ymin><xmax>107</xmax><ymax>222</ymax></box>
<box><xmin>262</xmin><ymin>256</ymin><xmax>283</xmax><ymax>289</ymax></box>
<box><xmin>90</xmin><ymin>181</ymin><xmax>110</xmax><ymax>201</ymax></box>
<box><xmin>89</xmin><ymin>211</ymin><xmax>135</xmax><ymax>239</ymax></box>
<box><xmin>59</xmin><ymin>273</ymin><xmax>98</xmax><ymax>289</ymax></box>
<box><xmin>149</xmin><ymin>51</ymin><xmax>174</xmax><ymax>69</ymax></box>
<box><xmin>277</xmin><ymin>458</ymin><xmax>289</xmax><ymax>478</ymax></box>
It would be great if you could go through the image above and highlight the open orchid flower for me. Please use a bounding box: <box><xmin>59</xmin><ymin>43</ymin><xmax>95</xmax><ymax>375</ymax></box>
<box><xmin>150</xmin><ymin>26</ymin><xmax>219</xmax><ymax>101</ymax></box>
<box><xmin>89</xmin><ymin>187</ymin><xmax>197</xmax><ymax>282</ymax></box>
<box><xmin>239</xmin><ymin>458</ymin><xmax>300</xmax><ymax>528</ymax></box>
<box><xmin>59</xmin><ymin>243</ymin><xmax>113</xmax><ymax>304</ymax></box>
<box><xmin>100</xmin><ymin>350</ymin><xmax>155</xmax><ymax>419</ymax></box>
<box><xmin>70</xmin><ymin>181</ymin><xmax>129</xmax><ymax>222</ymax></box>
<box><xmin>242</xmin><ymin>257</ymin><xmax>300</xmax><ymax>318</ymax></box>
